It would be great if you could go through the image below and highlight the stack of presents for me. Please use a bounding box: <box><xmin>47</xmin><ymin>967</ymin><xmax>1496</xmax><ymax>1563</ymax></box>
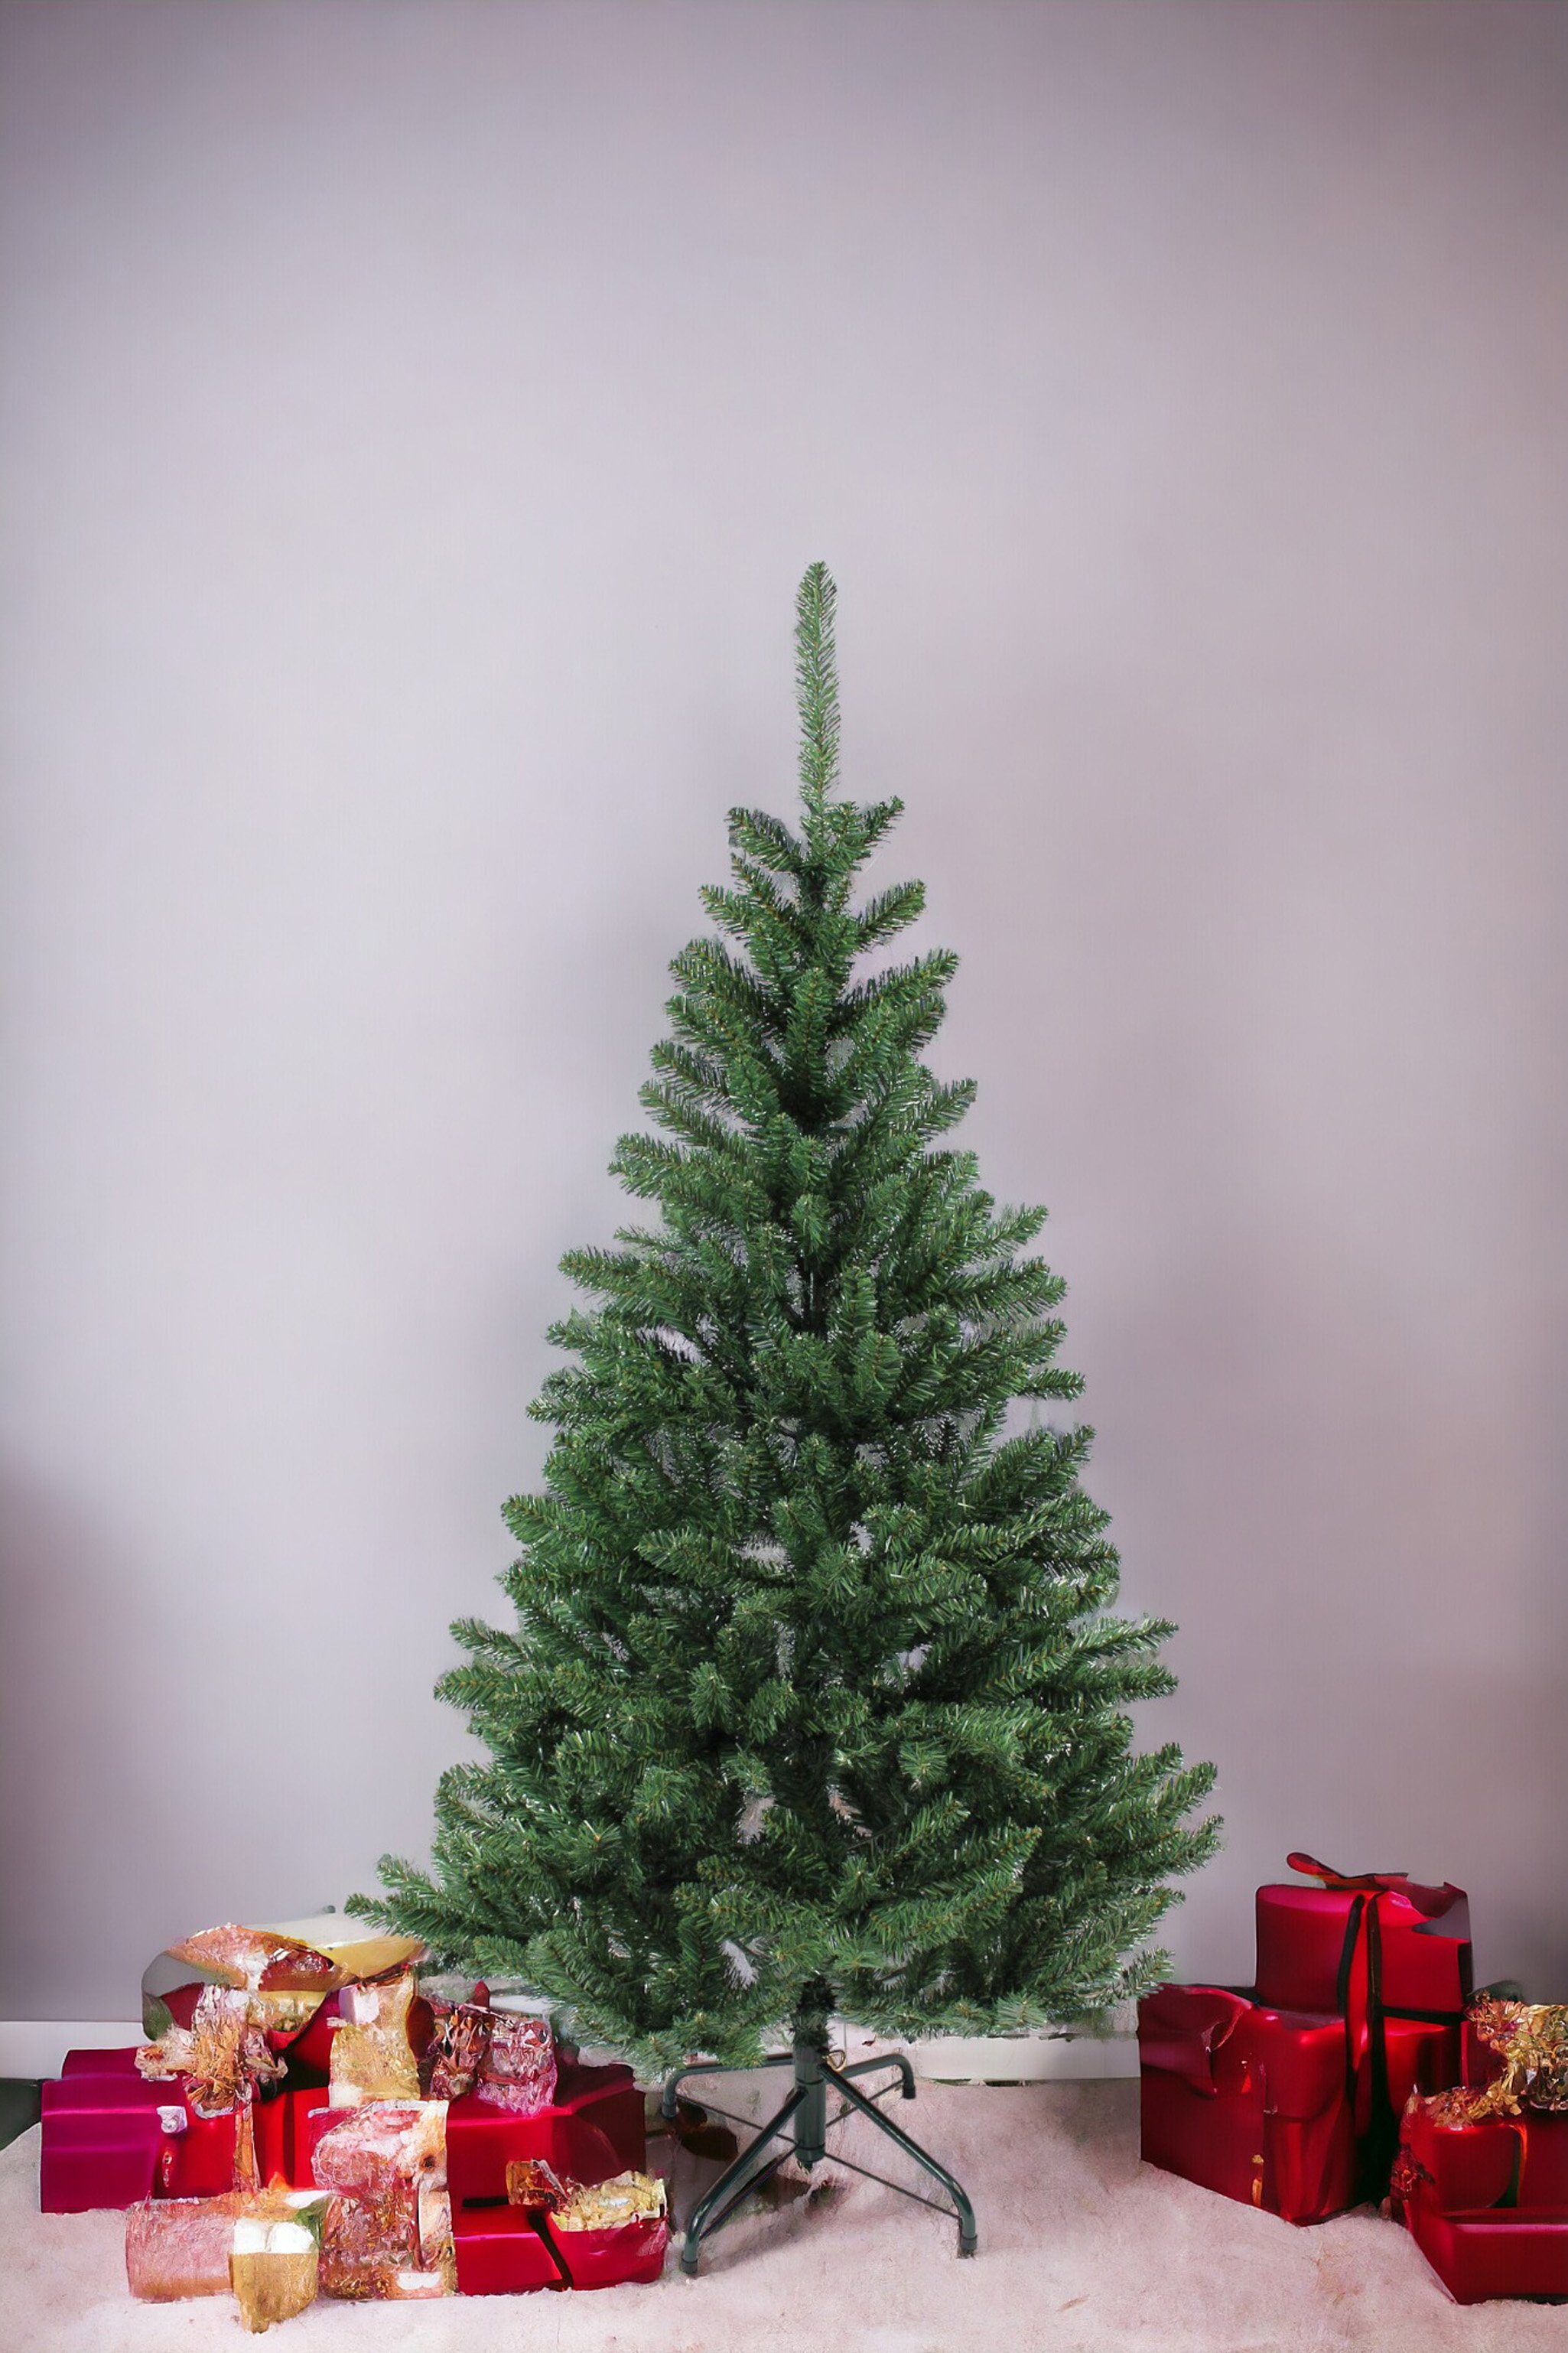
<box><xmin>1139</xmin><ymin>1852</ymin><xmax>1568</xmax><ymax>2304</ymax></box>
<box><xmin>39</xmin><ymin>1915</ymin><xmax>667</xmax><ymax>2331</ymax></box>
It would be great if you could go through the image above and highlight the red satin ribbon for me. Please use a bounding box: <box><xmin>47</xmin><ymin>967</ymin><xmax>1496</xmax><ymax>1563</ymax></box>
<box><xmin>1287</xmin><ymin>1852</ymin><xmax>1410</xmax><ymax>1892</ymax></box>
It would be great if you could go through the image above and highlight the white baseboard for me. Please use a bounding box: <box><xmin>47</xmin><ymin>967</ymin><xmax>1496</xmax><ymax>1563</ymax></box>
<box><xmin>0</xmin><ymin>2019</ymin><xmax>1139</xmax><ymax>2086</ymax></box>
<box><xmin>841</xmin><ymin>2027</ymin><xmax>1138</xmax><ymax>2083</ymax></box>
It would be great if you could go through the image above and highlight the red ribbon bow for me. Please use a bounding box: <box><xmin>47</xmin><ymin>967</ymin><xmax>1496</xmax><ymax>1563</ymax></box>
<box><xmin>1287</xmin><ymin>1852</ymin><xmax>1411</xmax><ymax>1892</ymax></box>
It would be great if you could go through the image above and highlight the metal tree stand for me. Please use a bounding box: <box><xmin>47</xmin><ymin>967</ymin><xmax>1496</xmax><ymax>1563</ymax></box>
<box><xmin>662</xmin><ymin>2012</ymin><xmax>978</xmax><ymax>2276</ymax></box>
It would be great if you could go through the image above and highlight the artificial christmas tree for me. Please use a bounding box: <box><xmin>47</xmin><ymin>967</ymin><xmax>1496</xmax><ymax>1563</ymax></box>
<box><xmin>361</xmin><ymin>565</ymin><xmax>1218</xmax><ymax>2265</ymax></box>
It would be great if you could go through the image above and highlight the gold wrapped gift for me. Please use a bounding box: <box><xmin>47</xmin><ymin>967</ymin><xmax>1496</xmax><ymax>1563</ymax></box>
<box><xmin>229</xmin><ymin>2220</ymin><xmax>320</xmax><ymax>2334</ymax></box>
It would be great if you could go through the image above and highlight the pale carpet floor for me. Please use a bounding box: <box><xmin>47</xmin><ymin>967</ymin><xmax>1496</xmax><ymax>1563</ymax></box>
<box><xmin>5</xmin><ymin>2079</ymin><xmax>1563</xmax><ymax>2353</ymax></box>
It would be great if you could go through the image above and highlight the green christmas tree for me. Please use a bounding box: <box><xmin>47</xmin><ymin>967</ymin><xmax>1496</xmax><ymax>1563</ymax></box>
<box><xmin>362</xmin><ymin>567</ymin><xmax>1217</xmax><ymax>2076</ymax></box>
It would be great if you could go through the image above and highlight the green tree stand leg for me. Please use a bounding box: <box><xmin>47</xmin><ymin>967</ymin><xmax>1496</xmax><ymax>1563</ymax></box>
<box><xmin>678</xmin><ymin>2079</ymin><xmax>812</xmax><ymax>2276</ymax></box>
<box><xmin>828</xmin><ymin>2061</ymin><xmax>978</xmax><ymax>2257</ymax></box>
<box><xmin>661</xmin><ymin>2051</ymin><xmax>794</xmax><ymax>2122</ymax></box>
<box><xmin>672</xmin><ymin>2031</ymin><xmax>977</xmax><ymax>2275</ymax></box>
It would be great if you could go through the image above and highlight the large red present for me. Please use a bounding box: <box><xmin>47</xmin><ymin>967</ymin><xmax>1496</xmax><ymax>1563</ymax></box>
<box><xmin>1138</xmin><ymin>1854</ymin><xmax>1471</xmax><ymax>2224</ymax></box>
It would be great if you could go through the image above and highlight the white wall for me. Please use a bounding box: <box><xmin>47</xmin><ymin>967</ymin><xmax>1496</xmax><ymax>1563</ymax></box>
<box><xmin>2</xmin><ymin>0</ymin><xmax>1565</xmax><ymax>2023</ymax></box>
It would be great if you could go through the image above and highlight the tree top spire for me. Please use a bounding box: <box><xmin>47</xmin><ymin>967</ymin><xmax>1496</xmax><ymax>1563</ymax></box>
<box><xmin>795</xmin><ymin>562</ymin><xmax>840</xmax><ymax>815</ymax></box>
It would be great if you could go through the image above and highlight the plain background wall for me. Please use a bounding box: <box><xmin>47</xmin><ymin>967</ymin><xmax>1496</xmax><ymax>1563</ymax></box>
<box><xmin>2</xmin><ymin>0</ymin><xmax>1566</xmax><ymax>2022</ymax></box>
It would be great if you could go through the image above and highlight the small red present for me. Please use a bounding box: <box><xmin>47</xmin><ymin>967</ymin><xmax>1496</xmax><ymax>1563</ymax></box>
<box><xmin>445</xmin><ymin>2058</ymin><xmax>646</xmax><ymax>2208</ymax></box>
<box><xmin>548</xmin><ymin>2214</ymin><xmax>668</xmax><ymax>2289</ymax></box>
<box><xmin>1394</xmin><ymin>2000</ymin><xmax>1568</xmax><ymax>2301</ymax></box>
<box><xmin>451</xmin><ymin>2203</ymin><xmax>567</xmax><ymax>2295</ymax></box>
<box><xmin>1396</xmin><ymin>2101</ymin><xmax>1568</xmax><ymax>2299</ymax></box>
<box><xmin>545</xmin><ymin>2170</ymin><xmax>668</xmax><ymax>2287</ymax></box>
<box><xmin>444</xmin><ymin>2059</ymin><xmax>655</xmax><ymax>2295</ymax></box>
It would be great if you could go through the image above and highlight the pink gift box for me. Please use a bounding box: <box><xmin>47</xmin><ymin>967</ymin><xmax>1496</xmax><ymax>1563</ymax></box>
<box><xmin>40</xmin><ymin>2070</ymin><xmax>164</xmax><ymax>2212</ymax></box>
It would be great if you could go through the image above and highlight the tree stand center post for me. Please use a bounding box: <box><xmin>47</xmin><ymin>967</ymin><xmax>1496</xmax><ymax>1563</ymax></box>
<box><xmin>663</xmin><ymin>2006</ymin><xmax>978</xmax><ymax>2276</ymax></box>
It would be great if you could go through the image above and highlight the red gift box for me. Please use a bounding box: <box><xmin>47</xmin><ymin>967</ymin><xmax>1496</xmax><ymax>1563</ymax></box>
<box><xmin>444</xmin><ymin>2058</ymin><xmax>656</xmax><ymax>2296</ymax></box>
<box><xmin>1137</xmin><ymin>1985</ymin><xmax>1356</xmax><ymax>2220</ymax></box>
<box><xmin>1138</xmin><ymin>1854</ymin><xmax>1471</xmax><ymax>2224</ymax></box>
<box><xmin>444</xmin><ymin>2059</ymin><xmax>646</xmax><ymax>2208</ymax></box>
<box><xmin>62</xmin><ymin>2047</ymin><xmax>145</xmax><ymax>2078</ymax></box>
<box><xmin>547</xmin><ymin>2216</ymin><xmax>668</xmax><ymax>2290</ymax></box>
<box><xmin>1395</xmin><ymin>2069</ymin><xmax>1568</xmax><ymax>2299</ymax></box>
<box><xmin>451</xmin><ymin>2203</ymin><xmax>568</xmax><ymax>2295</ymax></box>
<box><xmin>149</xmin><ymin>2081</ymin><xmax>323</xmax><ymax>2200</ymax></box>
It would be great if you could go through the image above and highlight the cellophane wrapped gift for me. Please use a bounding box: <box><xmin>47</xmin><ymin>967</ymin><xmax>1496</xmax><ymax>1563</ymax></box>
<box><xmin>477</xmin><ymin>2013</ymin><xmax>556</xmax><ymax>2116</ymax></box>
<box><xmin>311</xmin><ymin>2101</ymin><xmax>446</xmax><ymax>2192</ymax></box>
<box><xmin>312</xmin><ymin>2101</ymin><xmax>453</xmax><ymax>2300</ymax></box>
<box><xmin>425</xmin><ymin>1987</ymin><xmax>494</xmax><ymax>2102</ymax></box>
<box><xmin>125</xmin><ymin>2189</ymin><xmax>327</xmax><ymax>2302</ymax></box>
<box><xmin>320</xmin><ymin>2185</ymin><xmax>425</xmax><ymax>2299</ymax></box>
<box><xmin>126</xmin><ymin>2195</ymin><xmax>251</xmax><ymax>2300</ymax></box>
<box><xmin>327</xmin><ymin>1971</ymin><xmax>421</xmax><ymax>2107</ymax></box>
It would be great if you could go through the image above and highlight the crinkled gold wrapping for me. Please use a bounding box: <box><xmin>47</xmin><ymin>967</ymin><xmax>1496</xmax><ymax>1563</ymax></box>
<box><xmin>229</xmin><ymin>2241</ymin><xmax>319</xmax><ymax>2334</ymax></box>
<box><xmin>1418</xmin><ymin>1997</ymin><xmax>1568</xmax><ymax>2125</ymax></box>
<box><xmin>552</xmin><ymin>2171</ymin><xmax>668</xmax><ymax>2231</ymax></box>
<box><xmin>329</xmin><ymin>1972</ymin><xmax>421</xmax><ymax>2107</ymax></box>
